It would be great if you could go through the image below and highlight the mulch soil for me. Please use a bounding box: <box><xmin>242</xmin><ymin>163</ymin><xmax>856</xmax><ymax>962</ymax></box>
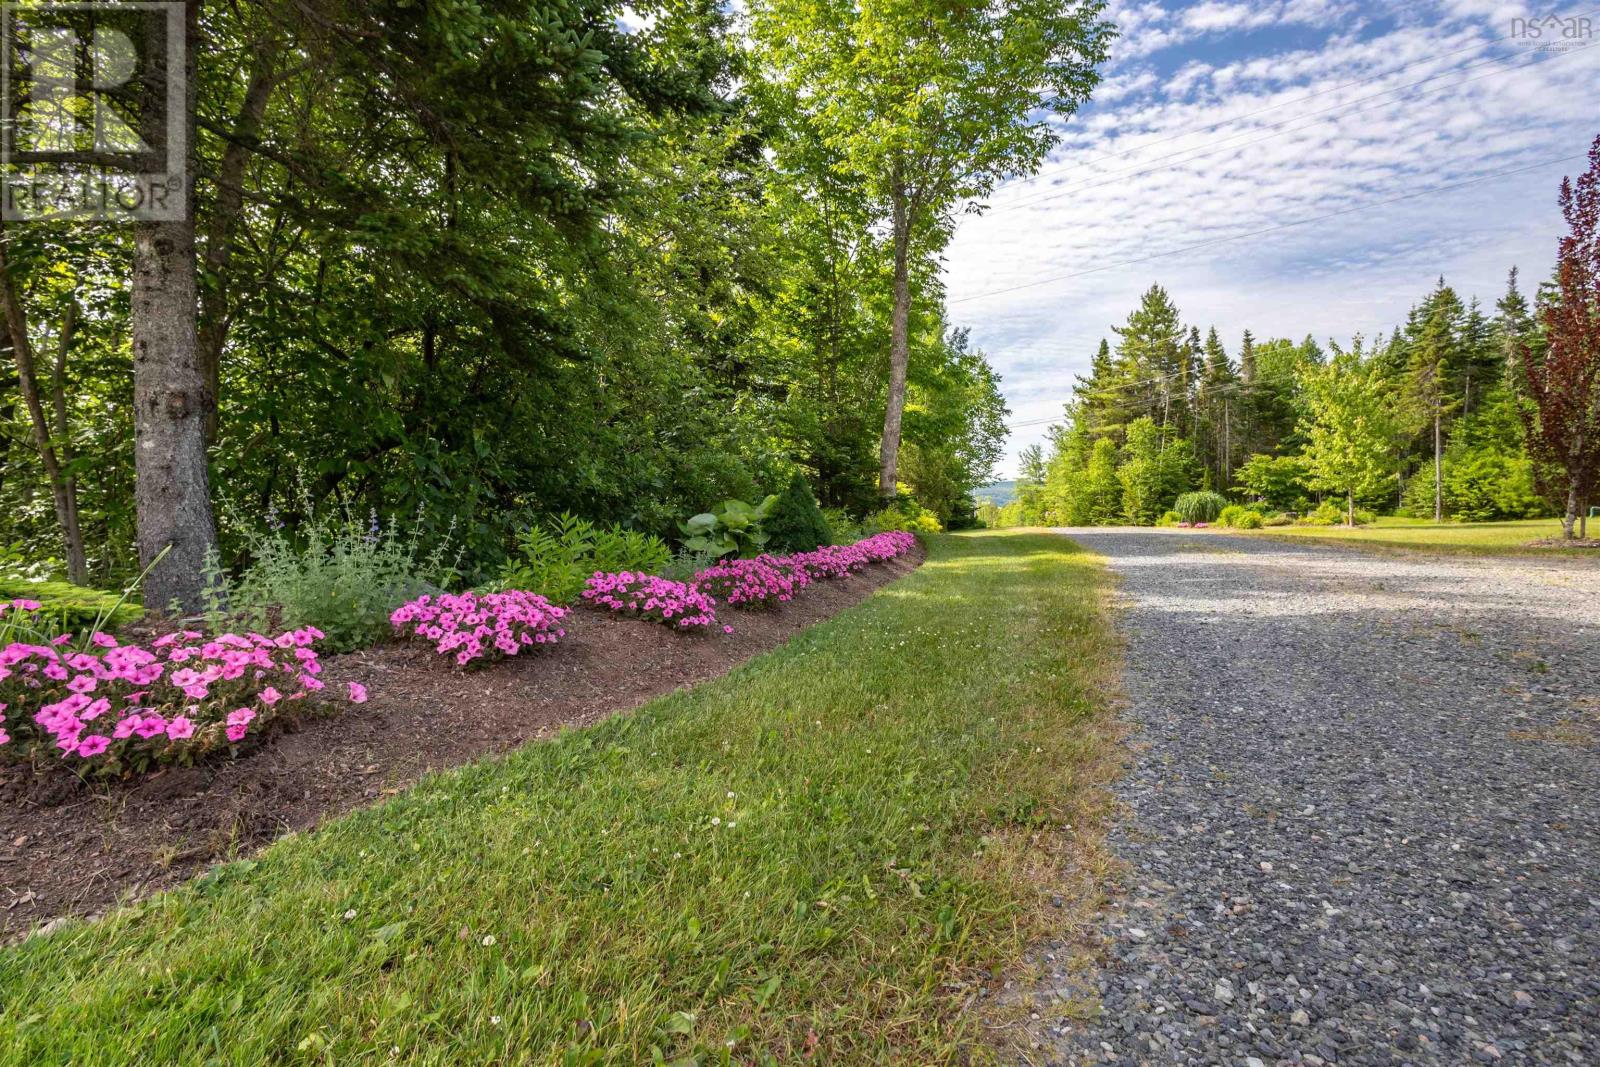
<box><xmin>0</xmin><ymin>548</ymin><xmax>921</xmax><ymax>939</ymax></box>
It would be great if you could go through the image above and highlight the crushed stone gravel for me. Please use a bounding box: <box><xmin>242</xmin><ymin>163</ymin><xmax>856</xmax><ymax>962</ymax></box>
<box><xmin>1009</xmin><ymin>529</ymin><xmax>1600</xmax><ymax>1067</ymax></box>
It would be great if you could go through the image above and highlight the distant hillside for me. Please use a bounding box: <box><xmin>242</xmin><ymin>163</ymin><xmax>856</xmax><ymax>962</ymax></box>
<box><xmin>973</xmin><ymin>480</ymin><xmax>1018</xmax><ymax>506</ymax></box>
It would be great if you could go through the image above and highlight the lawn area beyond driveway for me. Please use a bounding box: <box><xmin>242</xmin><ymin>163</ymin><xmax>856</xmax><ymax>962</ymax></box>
<box><xmin>0</xmin><ymin>531</ymin><xmax>1117</xmax><ymax>1066</ymax></box>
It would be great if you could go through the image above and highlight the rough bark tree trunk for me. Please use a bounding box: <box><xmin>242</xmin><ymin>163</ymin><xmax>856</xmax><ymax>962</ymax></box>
<box><xmin>133</xmin><ymin>0</ymin><xmax>216</xmax><ymax>613</ymax></box>
<box><xmin>1347</xmin><ymin>488</ymin><xmax>1355</xmax><ymax>528</ymax></box>
<box><xmin>1562</xmin><ymin>477</ymin><xmax>1579</xmax><ymax>540</ymax></box>
<box><xmin>878</xmin><ymin>179</ymin><xmax>911</xmax><ymax>502</ymax></box>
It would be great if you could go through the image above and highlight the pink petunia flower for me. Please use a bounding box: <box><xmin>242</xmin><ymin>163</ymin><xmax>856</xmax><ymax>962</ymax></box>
<box><xmin>166</xmin><ymin>716</ymin><xmax>195</xmax><ymax>740</ymax></box>
<box><xmin>347</xmin><ymin>682</ymin><xmax>368</xmax><ymax>704</ymax></box>
<box><xmin>75</xmin><ymin>734</ymin><xmax>110</xmax><ymax>758</ymax></box>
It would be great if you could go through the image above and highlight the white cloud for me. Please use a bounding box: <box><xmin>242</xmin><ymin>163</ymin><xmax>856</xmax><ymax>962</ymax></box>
<box><xmin>946</xmin><ymin>0</ymin><xmax>1600</xmax><ymax>476</ymax></box>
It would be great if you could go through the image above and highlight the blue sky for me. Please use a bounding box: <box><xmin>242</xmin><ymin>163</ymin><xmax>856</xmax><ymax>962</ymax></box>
<box><xmin>943</xmin><ymin>0</ymin><xmax>1600</xmax><ymax>477</ymax></box>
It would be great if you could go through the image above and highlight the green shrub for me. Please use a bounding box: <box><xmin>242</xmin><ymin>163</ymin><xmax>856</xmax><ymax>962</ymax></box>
<box><xmin>1217</xmin><ymin>504</ymin><xmax>1248</xmax><ymax>528</ymax></box>
<box><xmin>1299</xmin><ymin>501</ymin><xmax>1376</xmax><ymax>526</ymax></box>
<box><xmin>679</xmin><ymin>496</ymin><xmax>779</xmax><ymax>558</ymax></box>
<box><xmin>0</xmin><ymin>578</ymin><xmax>142</xmax><ymax>634</ymax></box>
<box><xmin>1261</xmin><ymin>514</ymin><xmax>1293</xmax><ymax>527</ymax></box>
<box><xmin>1173</xmin><ymin>491</ymin><xmax>1228</xmax><ymax>525</ymax></box>
<box><xmin>763</xmin><ymin>473</ymin><xmax>833</xmax><ymax>553</ymax></box>
<box><xmin>820</xmin><ymin>507</ymin><xmax>866</xmax><ymax>543</ymax></box>
<box><xmin>499</xmin><ymin>513</ymin><xmax>670</xmax><ymax>603</ymax></box>
<box><xmin>862</xmin><ymin>504</ymin><xmax>942</xmax><ymax>535</ymax></box>
<box><xmin>1233</xmin><ymin>511</ymin><xmax>1264</xmax><ymax>530</ymax></box>
<box><xmin>1154</xmin><ymin>510</ymin><xmax>1181</xmax><ymax>527</ymax></box>
<box><xmin>217</xmin><ymin>508</ymin><xmax>461</xmax><ymax>653</ymax></box>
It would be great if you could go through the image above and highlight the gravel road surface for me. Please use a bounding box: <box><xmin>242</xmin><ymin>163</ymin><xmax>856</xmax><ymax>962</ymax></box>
<box><xmin>1015</xmin><ymin>529</ymin><xmax>1600</xmax><ymax>1067</ymax></box>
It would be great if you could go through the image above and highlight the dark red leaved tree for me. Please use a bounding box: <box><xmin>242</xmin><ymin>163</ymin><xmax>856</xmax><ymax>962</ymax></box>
<box><xmin>1521</xmin><ymin>135</ymin><xmax>1600</xmax><ymax>540</ymax></box>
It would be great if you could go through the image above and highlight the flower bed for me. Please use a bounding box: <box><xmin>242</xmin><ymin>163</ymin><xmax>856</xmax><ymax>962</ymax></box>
<box><xmin>690</xmin><ymin>555</ymin><xmax>809</xmax><ymax>609</ymax></box>
<box><xmin>390</xmin><ymin>590</ymin><xmax>568</xmax><ymax>666</ymax></box>
<box><xmin>791</xmin><ymin>530</ymin><xmax>918</xmax><ymax>581</ymax></box>
<box><xmin>580</xmin><ymin>572</ymin><xmax>721</xmax><ymax>630</ymax></box>
<box><xmin>0</xmin><ymin>601</ymin><xmax>362</xmax><ymax>775</ymax></box>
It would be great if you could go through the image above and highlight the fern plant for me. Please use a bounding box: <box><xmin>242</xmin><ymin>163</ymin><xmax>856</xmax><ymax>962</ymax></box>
<box><xmin>498</xmin><ymin>514</ymin><xmax>669</xmax><ymax>603</ymax></box>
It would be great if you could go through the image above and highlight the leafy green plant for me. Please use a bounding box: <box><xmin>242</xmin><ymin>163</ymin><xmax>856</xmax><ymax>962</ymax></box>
<box><xmin>1154</xmin><ymin>510</ymin><xmax>1181</xmax><ymax>527</ymax></box>
<box><xmin>678</xmin><ymin>496</ymin><xmax>778</xmax><ymax>558</ymax></box>
<box><xmin>1261</xmin><ymin>514</ymin><xmax>1294</xmax><ymax>527</ymax></box>
<box><xmin>498</xmin><ymin>514</ymin><xmax>670</xmax><ymax>603</ymax></box>
<box><xmin>763</xmin><ymin>473</ymin><xmax>833</xmax><ymax>553</ymax></box>
<box><xmin>0</xmin><ymin>579</ymin><xmax>142</xmax><ymax>634</ymax></box>
<box><xmin>1173</xmin><ymin>491</ymin><xmax>1228</xmax><ymax>525</ymax></box>
<box><xmin>216</xmin><ymin>508</ymin><xmax>461</xmax><ymax>653</ymax></box>
<box><xmin>1233</xmin><ymin>511</ymin><xmax>1264</xmax><ymax>530</ymax></box>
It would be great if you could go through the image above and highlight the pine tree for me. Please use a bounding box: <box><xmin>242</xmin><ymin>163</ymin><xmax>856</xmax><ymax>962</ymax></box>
<box><xmin>1196</xmin><ymin>327</ymin><xmax>1238</xmax><ymax>487</ymax></box>
<box><xmin>1496</xmin><ymin>267</ymin><xmax>1537</xmax><ymax>389</ymax></box>
<box><xmin>1111</xmin><ymin>284</ymin><xmax>1187</xmax><ymax>438</ymax></box>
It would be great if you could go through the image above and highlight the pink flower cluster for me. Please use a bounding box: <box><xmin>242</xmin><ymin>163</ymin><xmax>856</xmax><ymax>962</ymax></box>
<box><xmin>789</xmin><ymin>530</ymin><xmax>918</xmax><ymax>581</ymax></box>
<box><xmin>690</xmin><ymin>556</ymin><xmax>810</xmax><ymax>608</ymax></box>
<box><xmin>390</xmin><ymin>590</ymin><xmax>568</xmax><ymax>666</ymax></box>
<box><xmin>580</xmin><ymin>572</ymin><xmax>720</xmax><ymax>630</ymax></box>
<box><xmin>583</xmin><ymin>531</ymin><xmax>918</xmax><ymax>633</ymax></box>
<box><xmin>0</xmin><ymin>612</ymin><xmax>366</xmax><ymax>773</ymax></box>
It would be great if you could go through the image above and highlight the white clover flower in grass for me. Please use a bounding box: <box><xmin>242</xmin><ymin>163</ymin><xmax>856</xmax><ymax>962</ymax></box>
<box><xmin>482</xmin><ymin>934</ymin><xmax>496</xmax><ymax>946</ymax></box>
<box><xmin>343</xmin><ymin>908</ymin><xmax>358</xmax><ymax>921</ymax></box>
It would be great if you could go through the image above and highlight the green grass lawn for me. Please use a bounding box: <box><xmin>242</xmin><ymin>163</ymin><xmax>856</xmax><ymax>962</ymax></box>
<box><xmin>0</xmin><ymin>531</ymin><xmax>1116</xmax><ymax>1065</ymax></box>
<box><xmin>1248</xmin><ymin>516</ymin><xmax>1597</xmax><ymax>556</ymax></box>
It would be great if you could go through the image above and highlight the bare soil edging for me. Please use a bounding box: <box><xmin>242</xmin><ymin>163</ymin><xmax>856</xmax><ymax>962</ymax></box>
<box><xmin>0</xmin><ymin>548</ymin><xmax>922</xmax><ymax>939</ymax></box>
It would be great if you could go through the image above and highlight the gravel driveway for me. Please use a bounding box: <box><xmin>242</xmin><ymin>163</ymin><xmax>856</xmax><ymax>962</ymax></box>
<box><xmin>1015</xmin><ymin>529</ymin><xmax>1600</xmax><ymax>1067</ymax></box>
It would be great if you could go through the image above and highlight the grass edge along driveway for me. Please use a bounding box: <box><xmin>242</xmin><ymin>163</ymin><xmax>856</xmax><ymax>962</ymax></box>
<box><xmin>0</xmin><ymin>530</ymin><xmax>1118</xmax><ymax>1066</ymax></box>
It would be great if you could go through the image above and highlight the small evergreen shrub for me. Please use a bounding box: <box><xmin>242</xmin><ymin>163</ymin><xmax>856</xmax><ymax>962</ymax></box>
<box><xmin>1174</xmin><ymin>491</ymin><xmax>1228</xmax><ymax>525</ymax></box>
<box><xmin>763</xmin><ymin>473</ymin><xmax>833</xmax><ymax>553</ymax></box>
<box><xmin>1155</xmin><ymin>510</ymin><xmax>1181</xmax><ymax>527</ymax></box>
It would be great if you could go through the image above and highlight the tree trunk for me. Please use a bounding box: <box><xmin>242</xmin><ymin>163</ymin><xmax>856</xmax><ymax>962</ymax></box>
<box><xmin>1432</xmin><ymin>410</ymin><xmax>1443</xmax><ymax>522</ymax></box>
<box><xmin>878</xmin><ymin>179</ymin><xmax>911</xmax><ymax>502</ymax></box>
<box><xmin>1347</xmin><ymin>488</ymin><xmax>1355</xmax><ymax>527</ymax></box>
<box><xmin>0</xmin><ymin>252</ymin><xmax>89</xmax><ymax>584</ymax></box>
<box><xmin>133</xmin><ymin>0</ymin><xmax>216</xmax><ymax>613</ymax></box>
<box><xmin>1562</xmin><ymin>476</ymin><xmax>1579</xmax><ymax>540</ymax></box>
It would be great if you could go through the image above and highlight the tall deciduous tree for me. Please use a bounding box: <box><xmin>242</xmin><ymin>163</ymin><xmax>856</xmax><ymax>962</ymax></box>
<box><xmin>746</xmin><ymin>0</ymin><xmax>1110</xmax><ymax>499</ymax></box>
<box><xmin>1520</xmin><ymin>136</ymin><xmax>1600</xmax><ymax>539</ymax></box>
<box><xmin>1298</xmin><ymin>341</ymin><xmax>1400</xmax><ymax>526</ymax></box>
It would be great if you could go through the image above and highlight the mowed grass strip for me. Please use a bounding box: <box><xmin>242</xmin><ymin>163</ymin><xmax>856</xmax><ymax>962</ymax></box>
<box><xmin>1250</xmin><ymin>516</ymin><xmax>1597</xmax><ymax>556</ymax></box>
<box><xmin>0</xmin><ymin>531</ymin><xmax>1115</xmax><ymax>1065</ymax></box>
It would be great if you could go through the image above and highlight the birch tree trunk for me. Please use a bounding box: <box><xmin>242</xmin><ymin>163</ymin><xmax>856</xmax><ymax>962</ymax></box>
<box><xmin>878</xmin><ymin>179</ymin><xmax>911</xmax><ymax>501</ymax></box>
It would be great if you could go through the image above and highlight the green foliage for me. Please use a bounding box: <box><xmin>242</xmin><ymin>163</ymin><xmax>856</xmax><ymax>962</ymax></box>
<box><xmin>1216</xmin><ymin>504</ymin><xmax>1248</xmax><ymax>527</ymax></box>
<box><xmin>1233</xmin><ymin>511</ymin><xmax>1264</xmax><ymax>530</ymax></box>
<box><xmin>1297</xmin><ymin>342</ymin><xmax>1402</xmax><ymax>512</ymax></box>
<box><xmin>0</xmin><ymin>579</ymin><xmax>141</xmax><ymax>634</ymax></box>
<box><xmin>1118</xmin><ymin>418</ymin><xmax>1196</xmax><ymax>525</ymax></box>
<box><xmin>0</xmin><ymin>532</ymin><xmax>1117</xmax><ymax>1064</ymax></box>
<box><xmin>1299</xmin><ymin>501</ymin><xmax>1377</xmax><ymax>526</ymax></box>
<box><xmin>1234</xmin><ymin>453</ymin><xmax>1310</xmax><ymax>510</ymax></box>
<box><xmin>217</xmin><ymin>510</ymin><xmax>460</xmax><ymax>653</ymax></box>
<box><xmin>678</xmin><ymin>496</ymin><xmax>779</xmax><ymax>558</ymax></box>
<box><xmin>1174</xmin><ymin>491</ymin><xmax>1228</xmax><ymax>525</ymax></box>
<box><xmin>762</xmin><ymin>473</ymin><xmax>833</xmax><ymax>554</ymax></box>
<box><xmin>498</xmin><ymin>514</ymin><xmax>671</xmax><ymax>603</ymax></box>
<box><xmin>1154</xmin><ymin>510</ymin><xmax>1181</xmax><ymax>527</ymax></box>
<box><xmin>1261</xmin><ymin>514</ymin><xmax>1294</xmax><ymax>527</ymax></box>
